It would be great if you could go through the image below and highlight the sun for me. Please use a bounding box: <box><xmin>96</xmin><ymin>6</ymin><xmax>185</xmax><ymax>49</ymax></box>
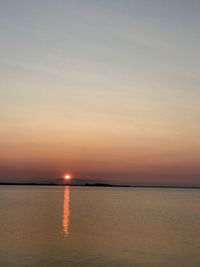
<box><xmin>64</xmin><ymin>174</ymin><xmax>71</xmax><ymax>180</ymax></box>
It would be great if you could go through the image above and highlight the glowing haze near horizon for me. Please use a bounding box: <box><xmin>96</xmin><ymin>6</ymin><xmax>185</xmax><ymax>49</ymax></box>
<box><xmin>0</xmin><ymin>0</ymin><xmax>200</xmax><ymax>185</ymax></box>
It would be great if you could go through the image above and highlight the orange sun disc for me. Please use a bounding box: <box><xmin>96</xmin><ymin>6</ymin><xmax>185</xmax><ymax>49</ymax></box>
<box><xmin>64</xmin><ymin>174</ymin><xmax>71</xmax><ymax>180</ymax></box>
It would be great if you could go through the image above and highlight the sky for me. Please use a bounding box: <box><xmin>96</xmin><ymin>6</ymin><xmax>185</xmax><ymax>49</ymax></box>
<box><xmin>0</xmin><ymin>0</ymin><xmax>200</xmax><ymax>185</ymax></box>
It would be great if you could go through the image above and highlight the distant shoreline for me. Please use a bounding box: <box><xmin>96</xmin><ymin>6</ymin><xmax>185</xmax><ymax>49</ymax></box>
<box><xmin>0</xmin><ymin>182</ymin><xmax>199</xmax><ymax>189</ymax></box>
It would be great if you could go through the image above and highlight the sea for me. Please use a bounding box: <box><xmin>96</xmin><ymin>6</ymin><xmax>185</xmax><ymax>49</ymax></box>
<box><xmin>0</xmin><ymin>186</ymin><xmax>199</xmax><ymax>267</ymax></box>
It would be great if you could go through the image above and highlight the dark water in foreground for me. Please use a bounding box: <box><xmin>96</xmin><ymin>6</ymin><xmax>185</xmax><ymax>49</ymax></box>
<box><xmin>0</xmin><ymin>186</ymin><xmax>199</xmax><ymax>267</ymax></box>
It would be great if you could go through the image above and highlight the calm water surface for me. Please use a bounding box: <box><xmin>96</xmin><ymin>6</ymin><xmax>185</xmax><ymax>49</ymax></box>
<box><xmin>0</xmin><ymin>186</ymin><xmax>199</xmax><ymax>267</ymax></box>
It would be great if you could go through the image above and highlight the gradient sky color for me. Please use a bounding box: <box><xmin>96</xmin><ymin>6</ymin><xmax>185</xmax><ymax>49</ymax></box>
<box><xmin>0</xmin><ymin>0</ymin><xmax>200</xmax><ymax>185</ymax></box>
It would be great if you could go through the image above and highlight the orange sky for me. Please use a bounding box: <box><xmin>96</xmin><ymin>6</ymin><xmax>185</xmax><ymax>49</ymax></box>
<box><xmin>0</xmin><ymin>1</ymin><xmax>200</xmax><ymax>185</ymax></box>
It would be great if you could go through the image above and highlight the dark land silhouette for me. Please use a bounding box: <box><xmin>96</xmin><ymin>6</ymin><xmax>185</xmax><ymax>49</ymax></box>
<box><xmin>0</xmin><ymin>180</ymin><xmax>199</xmax><ymax>189</ymax></box>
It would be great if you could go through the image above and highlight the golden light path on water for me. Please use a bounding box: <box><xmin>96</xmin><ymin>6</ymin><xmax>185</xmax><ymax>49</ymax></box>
<box><xmin>63</xmin><ymin>186</ymin><xmax>70</xmax><ymax>238</ymax></box>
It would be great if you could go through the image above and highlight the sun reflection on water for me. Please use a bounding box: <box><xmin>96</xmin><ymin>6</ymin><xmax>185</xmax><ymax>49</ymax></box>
<box><xmin>63</xmin><ymin>186</ymin><xmax>70</xmax><ymax>238</ymax></box>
